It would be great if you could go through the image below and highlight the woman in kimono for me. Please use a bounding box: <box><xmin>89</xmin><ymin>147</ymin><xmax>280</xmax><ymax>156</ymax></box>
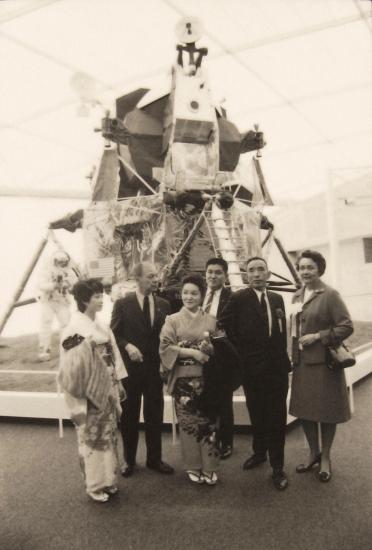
<box><xmin>159</xmin><ymin>274</ymin><xmax>220</xmax><ymax>485</ymax></box>
<box><xmin>58</xmin><ymin>279</ymin><xmax>127</xmax><ymax>502</ymax></box>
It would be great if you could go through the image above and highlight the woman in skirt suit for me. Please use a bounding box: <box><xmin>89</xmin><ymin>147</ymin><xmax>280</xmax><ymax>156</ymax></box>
<box><xmin>289</xmin><ymin>250</ymin><xmax>353</xmax><ymax>482</ymax></box>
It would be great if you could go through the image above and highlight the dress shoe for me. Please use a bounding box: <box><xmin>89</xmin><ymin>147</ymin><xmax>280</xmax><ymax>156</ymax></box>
<box><xmin>272</xmin><ymin>469</ymin><xmax>289</xmax><ymax>491</ymax></box>
<box><xmin>243</xmin><ymin>454</ymin><xmax>267</xmax><ymax>470</ymax></box>
<box><xmin>121</xmin><ymin>465</ymin><xmax>135</xmax><ymax>477</ymax></box>
<box><xmin>296</xmin><ymin>453</ymin><xmax>321</xmax><ymax>473</ymax></box>
<box><xmin>319</xmin><ymin>459</ymin><xmax>332</xmax><ymax>482</ymax></box>
<box><xmin>146</xmin><ymin>461</ymin><xmax>174</xmax><ymax>474</ymax></box>
<box><xmin>220</xmin><ymin>445</ymin><xmax>233</xmax><ymax>460</ymax></box>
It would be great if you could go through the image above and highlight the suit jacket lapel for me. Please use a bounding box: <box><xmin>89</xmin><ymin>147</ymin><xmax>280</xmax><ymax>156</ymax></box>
<box><xmin>267</xmin><ymin>292</ymin><xmax>279</xmax><ymax>333</ymax></box>
<box><xmin>217</xmin><ymin>287</ymin><xmax>231</xmax><ymax>317</ymax></box>
<box><xmin>297</xmin><ymin>282</ymin><xmax>326</xmax><ymax>309</ymax></box>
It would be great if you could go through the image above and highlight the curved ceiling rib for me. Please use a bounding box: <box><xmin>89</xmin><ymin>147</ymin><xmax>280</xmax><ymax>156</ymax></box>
<box><xmin>0</xmin><ymin>0</ymin><xmax>60</xmax><ymax>25</ymax></box>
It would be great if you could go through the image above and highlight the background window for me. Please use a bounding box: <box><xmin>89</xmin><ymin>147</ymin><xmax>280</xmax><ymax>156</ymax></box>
<box><xmin>363</xmin><ymin>238</ymin><xmax>372</xmax><ymax>263</ymax></box>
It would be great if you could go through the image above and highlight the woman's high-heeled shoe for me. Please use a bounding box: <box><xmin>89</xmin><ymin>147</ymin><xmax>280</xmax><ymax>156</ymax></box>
<box><xmin>296</xmin><ymin>454</ymin><xmax>321</xmax><ymax>473</ymax></box>
<box><xmin>319</xmin><ymin>461</ymin><xmax>332</xmax><ymax>482</ymax></box>
<box><xmin>319</xmin><ymin>470</ymin><xmax>332</xmax><ymax>482</ymax></box>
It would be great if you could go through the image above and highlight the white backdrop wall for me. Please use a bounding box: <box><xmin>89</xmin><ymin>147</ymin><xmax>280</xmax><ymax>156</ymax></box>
<box><xmin>0</xmin><ymin>196</ymin><xmax>86</xmax><ymax>336</ymax></box>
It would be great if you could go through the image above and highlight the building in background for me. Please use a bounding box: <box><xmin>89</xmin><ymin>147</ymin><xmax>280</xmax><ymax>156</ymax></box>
<box><xmin>269</xmin><ymin>171</ymin><xmax>372</xmax><ymax>322</ymax></box>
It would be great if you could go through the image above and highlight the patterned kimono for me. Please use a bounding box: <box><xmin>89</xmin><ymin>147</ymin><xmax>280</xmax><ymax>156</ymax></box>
<box><xmin>59</xmin><ymin>312</ymin><xmax>127</xmax><ymax>495</ymax></box>
<box><xmin>159</xmin><ymin>307</ymin><xmax>219</xmax><ymax>472</ymax></box>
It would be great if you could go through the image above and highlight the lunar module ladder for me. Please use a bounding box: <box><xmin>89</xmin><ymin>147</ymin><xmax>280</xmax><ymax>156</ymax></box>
<box><xmin>203</xmin><ymin>203</ymin><xmax>249</xmax><ymax>292</ymax></box>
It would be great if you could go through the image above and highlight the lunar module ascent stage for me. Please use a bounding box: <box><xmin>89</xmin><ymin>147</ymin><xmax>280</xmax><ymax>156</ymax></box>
<box><xmin>80</xmin><ymin>17</ymin><xmax>300</xmax><ymax>303</ymax></box>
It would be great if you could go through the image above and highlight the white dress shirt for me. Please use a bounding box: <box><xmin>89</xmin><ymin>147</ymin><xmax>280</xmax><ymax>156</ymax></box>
<box><xmin>253</xmin><ymin>288</ymin><xmax>272</xmax><ymax>336</ymax></box>
<box><xmin>203</xmin><ymin>287</ymin><xmax>223</xmax><ymax>318</ymax></box>
<box><xmin>135</xmin><ymin>290</ymin><xmax>155</xmax><ymax>326</ymax></box>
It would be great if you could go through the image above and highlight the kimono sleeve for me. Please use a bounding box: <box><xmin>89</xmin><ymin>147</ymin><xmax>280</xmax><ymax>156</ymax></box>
<box><xmin>110</xmin><ymin>329</ymin><xmax>128</xmax><ymax>380</ymax></box>
<box><xmin>64</xmin><ymin>392</ymin><xmax>87</xmax><ymax>426</ymax></box>
<box><xmin>159</xmin><ymin>315</ymin><xmax>180</xmax><ymax>372</ymax></box>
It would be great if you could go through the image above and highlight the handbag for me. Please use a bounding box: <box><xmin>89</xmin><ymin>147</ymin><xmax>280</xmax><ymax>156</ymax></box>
<box><xmin>326</xmin><ymin>342</ymin><xmax>356</xmax><ymax>371</ymax></box>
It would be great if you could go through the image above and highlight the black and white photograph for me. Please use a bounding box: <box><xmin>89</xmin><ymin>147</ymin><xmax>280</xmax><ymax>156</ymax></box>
<box><xmin>0</xmin><ymin>1</ymin><xmax>371</xmax><ymax>549</ymax></box>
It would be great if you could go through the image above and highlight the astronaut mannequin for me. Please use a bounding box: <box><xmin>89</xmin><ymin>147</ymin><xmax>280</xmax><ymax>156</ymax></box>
<box><xmin>37</xmin><ymin>250</ymin><xmax>79</xmax><ymax>361</ymax></box>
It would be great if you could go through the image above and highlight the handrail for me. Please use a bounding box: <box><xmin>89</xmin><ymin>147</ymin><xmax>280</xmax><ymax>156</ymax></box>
<box><xmin>0</xmin><ymin>368</ymin><xmax>64</xmax><ymax>437</ymax></box>
<box><xmin>1</xmin><ymin>341</ymin><xmax>371</xmax><ymax>376</ymax></box>
<box><xmin>353</xmin><ymin>342</ymin><xmax>372</xmax><ymax>355</ymax></box>
<box><xmin>0</xmin><ymin>370</ymin><xmax>56</xmax><ymax>375</ymax></box>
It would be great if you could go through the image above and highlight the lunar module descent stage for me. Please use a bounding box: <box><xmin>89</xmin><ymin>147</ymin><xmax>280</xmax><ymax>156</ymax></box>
<box><xmin>79</xmin><ymin>17</ymin><xmax>300</xmax><ymax>305</ymax></box>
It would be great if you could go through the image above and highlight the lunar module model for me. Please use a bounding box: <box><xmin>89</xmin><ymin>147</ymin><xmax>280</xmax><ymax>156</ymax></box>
<box><xmin>82</xmin><ymin>17</ymin><xmax>299</xmax><ymax>302</ymax></box>
<box><xmin>0</xmin><ymin>17</ymin><xmax>301</xmax><ymax>337</ymax></box>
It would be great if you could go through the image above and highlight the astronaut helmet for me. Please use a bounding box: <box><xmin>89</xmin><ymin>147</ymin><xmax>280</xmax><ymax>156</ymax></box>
<box><xmin>53</xmin><ymin>250</ymin><xmax>70</xmax><ymax>268</ymax></box>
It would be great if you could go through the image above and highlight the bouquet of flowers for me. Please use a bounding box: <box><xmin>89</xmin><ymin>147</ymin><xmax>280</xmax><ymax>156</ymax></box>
<box><xmin>178</xmin><ymin>332</ymin><xmax>212</xmax><ymax>366</ymax></box>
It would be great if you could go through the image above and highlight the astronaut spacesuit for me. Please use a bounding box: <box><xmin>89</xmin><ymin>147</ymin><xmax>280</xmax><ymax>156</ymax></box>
<box><xmin>37</xmin><ymin>251</ymin><xmax>79</xmax><ymax>361</ymax></box>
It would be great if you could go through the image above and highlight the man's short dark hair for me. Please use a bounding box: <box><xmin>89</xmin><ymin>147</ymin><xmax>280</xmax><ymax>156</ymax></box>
<box><xmin>181</xmin><ymin>273</ymin><xmax>206</xmax><ymax>299</ymax></box>
<box><xmin>206</xmin><ymin>257</ymin><xmax>228</xmax><ymax>274</ymax></box>
<box><xmin>296</xmin><ymin>249</ymin><xmax>326</xmax><ymax>276</ymax></box>
<box><xmin>72</xmin><ymin>279</ymin><xmax>103</xmax><ymax>312</ymax></box>
<box><xmin>246</xmin><ymin>256</ymin><xmax>268</xmax><ymax>269</ymax></box>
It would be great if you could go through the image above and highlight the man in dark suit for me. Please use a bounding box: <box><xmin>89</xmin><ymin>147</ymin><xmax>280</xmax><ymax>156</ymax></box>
<box><xmin>111</xmin><ymin>262</ymin><xmax>174</xmax><ymax>477</ymax></box>
<box><xmin>203</xmin><ymin>257</ymin><xmax>234</xmax><ymax>459</ymax></box>
<box><xmin>219</xmin><ymin>257</ymin><xmax>291</xmax><ymax>490</ymax></box>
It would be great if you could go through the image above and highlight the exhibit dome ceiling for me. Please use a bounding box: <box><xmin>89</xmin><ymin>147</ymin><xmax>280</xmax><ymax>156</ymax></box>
<box><xmin>0</xmin><ymin>0</ymin><xmax>371</xmax><ymax>201</ymax></box>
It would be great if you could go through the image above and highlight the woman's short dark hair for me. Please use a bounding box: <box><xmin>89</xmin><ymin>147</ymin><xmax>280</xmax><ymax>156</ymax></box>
<box><xmin>72</xmin><ymin>279</ymin><xmax>104</xmax><ymax>312</ymax></box>
<box><xmin>296</xmin><ymin>250</ymin><xmax>326</xmax><ymax>276</ymax></box>
<box><xmin>181</xmin><ymin>273</ymin><xmax>206</xmax><ymax>299</ymax></box>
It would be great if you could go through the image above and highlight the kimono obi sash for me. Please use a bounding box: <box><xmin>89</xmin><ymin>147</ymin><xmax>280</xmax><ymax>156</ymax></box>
<box><xmin>175</xmin><ymin>363</ymin><xmax>203</xmax><ymax>380</ymax></box>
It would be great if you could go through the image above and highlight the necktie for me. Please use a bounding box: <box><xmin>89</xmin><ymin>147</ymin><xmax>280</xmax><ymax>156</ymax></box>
<box><xmin>260</xmin><ymin>292</ymin><xmax>269</xmax><ymax>336</ymax></box>
<box><xmin>204</xmin><ymin>290</ymin><xmax>215</xmax><ymax>313</ymax></box>
<box><xmin>143</xmin><ymin>295</ymin><xmax>151</xmax><ymax>330</ymax></box>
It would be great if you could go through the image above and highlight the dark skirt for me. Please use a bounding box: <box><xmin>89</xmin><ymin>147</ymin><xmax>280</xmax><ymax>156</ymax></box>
<box><xmin>289</xmin><ymin>356</ymin><xmax>351</xmax><ymax>424</ymax></box>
